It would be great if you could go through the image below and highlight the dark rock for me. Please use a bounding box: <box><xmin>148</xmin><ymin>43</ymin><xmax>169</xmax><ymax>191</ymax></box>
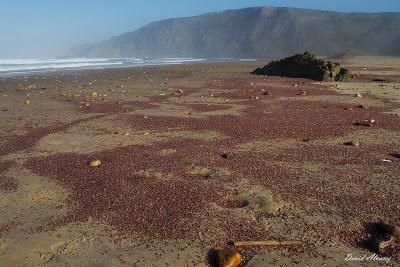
<box><xmin>221</xmin><ymin>153</ymin><xmax>230</xmax><ymax>159</ymax></box>
<box><xmin>354</xmin><ymin>119</ymin><xmax>375</xmax><ymax>127</ymax></box>
<box><xmin>362</xmin><ymin>221</ymin><xmax>400</xmax><ymax>255</ymax></box>
<box><xmin>251</xmin><ymin>52</ymin><xmax>354</xmax><ymax>82</ymax></box>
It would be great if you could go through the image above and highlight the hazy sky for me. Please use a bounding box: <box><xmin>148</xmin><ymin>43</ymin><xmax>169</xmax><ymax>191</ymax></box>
<box><xmin>1</xmin><ymin>0</ymin><xmax>399</xmax><ymax>58</ymax></box>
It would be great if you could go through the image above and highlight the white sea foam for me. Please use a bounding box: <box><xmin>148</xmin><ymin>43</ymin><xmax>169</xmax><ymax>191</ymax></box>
<box><xmin>0</xmin><ymin>62</ymin><xmax>123</xmax><ymax>72</ymax></box>
<box><xmin>0</xmin><ymin>57</ymin><xmax>247</xmax><ymax>77</ymax></box>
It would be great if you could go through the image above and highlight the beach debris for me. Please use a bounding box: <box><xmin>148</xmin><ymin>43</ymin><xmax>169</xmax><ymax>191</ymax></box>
<box><xmin>175</xmin><ymin>89</ymin><xmax>184</xmax><ymax>101</ymax></box>
<box><xmin>88</xmin><ymin>160</ymin><xmax>102</xmax><ymax>167</ymax></box>
<box><xmin>297</xmin><ymin>90</ymin><xmax>307</xmax><ymax>96</ymax></box>
<box><xmin>217</xmin><ymin>247</ymin><xmax>241</xmax><ymax>267</ymax></box>
<box><xmin>210</xmin><ymin>239</ymin><xmax>302</xmax><ymax>267</ymax></box>
<box><xmin>354</xmin><ymin>119</ymin><xmax>375</xmax><ymax>127</ymax></box>
<box><xmin>382</xmin><ymin>159</ymin><xmax>392</xmax><ymax>163</ymax></box>
<box><xmin>355</xmin><ymin>93</ymin><xmax>363</xmax><ymax>98</ymax></box>
<box><xmin>345</xmin><ymin>140</ymin><xmax>360</xmax><ymax>147</ymax></box>
<box><xmin>24</xmin><ymin>99</ymin><xmax>31</xmax><ymax>104</ymax></box>
<box><xmin>233</xmin><ymin>240</ymin><xmax>302</xmax><ymax>247</ymax></box>
<box><xmin>303</xmin><ymin>137</ymin><xmax>312</xmax><ymax>142</ymax></box>
<box><xmin>221</xmin><ymin>153</ymin><xmax>233</xmax><ymax>159</ymax></box>
<box><xmin>90</xmin><ymin>92</ymin><xmax>98</xmax><ymax>97</ymax></box>
<box><xmin>364</xmin><ymin>221</ymin><xmax>400</xmax><ymax>255</ymax></box>
<box><xmin>113</xmin><ymin>128</ymin><xmax>124</xmax><ymax>135</ymax></box>
<box><xmin>251</xmin><ymin>52</ymin><xmax>353</xmax><ymax>81</ymax></box>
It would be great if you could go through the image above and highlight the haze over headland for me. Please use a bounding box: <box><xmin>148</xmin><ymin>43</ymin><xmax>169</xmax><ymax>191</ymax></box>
<box><xmin>66</xmin><ymin>7</ymin><xmax>400</xmax><ymax>58</ymax></box>
<box><xmin>0</xmin><ymin>0</ymin><xmax>400</xmax><ymax>59</ymax></box>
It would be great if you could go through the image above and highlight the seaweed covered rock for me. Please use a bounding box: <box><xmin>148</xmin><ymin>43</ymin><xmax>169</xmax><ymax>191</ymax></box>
<box><xmin>252</xmin><ymin>52</ymin><xmax>353</xmax><ymax>81</ymax></box>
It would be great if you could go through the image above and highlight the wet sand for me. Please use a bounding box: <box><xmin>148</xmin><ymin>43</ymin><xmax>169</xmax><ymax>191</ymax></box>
<box><xmin>0</xmin><ymin>58</ymin><xmax>400</xmax><ymax>266</ymax></box>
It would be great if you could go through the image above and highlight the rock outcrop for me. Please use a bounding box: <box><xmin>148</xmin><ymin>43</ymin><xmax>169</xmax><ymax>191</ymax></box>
<box><xmin>251</xmin><ymin>52</ymin><xmax>353</xmax><ymax>81</ymax></box>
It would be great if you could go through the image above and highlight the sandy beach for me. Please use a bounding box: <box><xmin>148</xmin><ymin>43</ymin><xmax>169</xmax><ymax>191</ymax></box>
<box><xmin>1</xmin><ymin>58</ymin><xmax>400</xmax><ymax>266</ymax></box>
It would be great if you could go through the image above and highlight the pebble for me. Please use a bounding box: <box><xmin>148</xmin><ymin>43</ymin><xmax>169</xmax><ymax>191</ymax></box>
<box><xmin>88</xmin><ymin>160</ymin><xmax>102</xmax><ymax>167</ymax></box>
<box><xmin>221</xmin><ymin>153</ymin><xmax>230</xmax><ymax>159</ymax></box>
<box><xmin>297</xmin><ymin>90</ymin><xmax>307</xmax><ymax>96</ymax></box>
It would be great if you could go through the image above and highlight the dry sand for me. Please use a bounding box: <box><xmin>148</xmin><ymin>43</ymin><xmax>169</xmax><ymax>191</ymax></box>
<box><xmin>0</xmin><ymin>58</ymin><xmax>399</xmax><ymax>266</ymax></box>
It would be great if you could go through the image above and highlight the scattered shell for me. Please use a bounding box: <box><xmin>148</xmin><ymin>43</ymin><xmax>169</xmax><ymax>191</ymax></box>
<box><xmin>88</xmin><ymin>160</ymin><xmax>102</xmax><ymax>167</ymax></box>
<box><xmin>24</xmin><ymin>100</ymin><xmax>31</xmax><ymax>104</ymax></box>
<box><xmin>355</xmin><ymin>93</ymin><xmax>363</xmax><ymax>98</ymax></box>
<box><xmin>90</xmin><ymin>92</ymin><xmax>98</xmax><ymax>97</ymax></box>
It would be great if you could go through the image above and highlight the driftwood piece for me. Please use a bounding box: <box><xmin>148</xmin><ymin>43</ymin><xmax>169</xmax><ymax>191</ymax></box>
<box><xmin>234</xmin><ymin>240</ymin><xmax>302</xmax><ymax>247</ymax></box>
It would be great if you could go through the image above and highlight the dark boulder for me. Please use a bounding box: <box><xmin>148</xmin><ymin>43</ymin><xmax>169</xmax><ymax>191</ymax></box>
<box><xmin>251</xmin><ymin>52</ymin><xmax>354</xmax><ymax>81</ymax></box>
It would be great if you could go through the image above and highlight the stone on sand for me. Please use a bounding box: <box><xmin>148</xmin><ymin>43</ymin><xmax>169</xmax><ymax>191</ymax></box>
<box><xmin>251</xmin><ymin>52</ymin><xmax>353</xmax><ymax>82</ymax></box>
<box><xmin>345</xmin><ymin>140</ymin><xmax>360</xmax><ymax>147</ymax></box>
<box><xmin>88</xmin><ymin>160</ymin><xmax>102</xmax><ymax>167</ymax></box>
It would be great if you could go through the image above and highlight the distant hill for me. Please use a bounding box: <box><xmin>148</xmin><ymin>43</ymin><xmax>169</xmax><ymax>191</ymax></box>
<box><xmin>66</xmin><ymin>7</ymin><xmax>400</xmax><ymax>58</ymax></box>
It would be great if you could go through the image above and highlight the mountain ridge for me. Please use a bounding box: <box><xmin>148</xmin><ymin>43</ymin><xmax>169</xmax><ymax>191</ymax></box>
<box><xmin>66</xmin><ymin>6</ymin><xmax>400</xmax><ymax>58</ymax></box>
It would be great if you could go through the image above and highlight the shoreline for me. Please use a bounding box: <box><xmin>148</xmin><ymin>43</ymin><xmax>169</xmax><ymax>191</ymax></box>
<box><xmin>0</xmin><ymin>58</ymin><xmax>259</xmax><ymax>79</ymax></box>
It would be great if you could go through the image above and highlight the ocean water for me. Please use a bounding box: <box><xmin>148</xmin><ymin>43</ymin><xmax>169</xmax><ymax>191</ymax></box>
<box><xmin>0</xmin><ymin>57</ymin><xmax>254</xmax><ymax>77</ymax></box>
